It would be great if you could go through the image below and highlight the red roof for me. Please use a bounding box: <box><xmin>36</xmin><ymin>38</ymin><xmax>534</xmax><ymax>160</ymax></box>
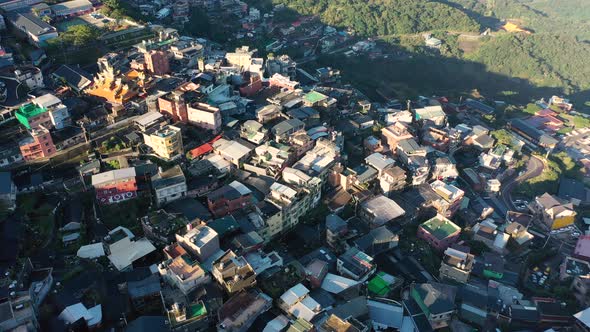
<box><xmin>536</xmin><ymin>108</ymin><xmax>557</xmax><ymax>117</ymax></box>
<box><xmin>190</xmin><ymin>143</ymin><xmax>213</xmax><ymax>159</ymax></box>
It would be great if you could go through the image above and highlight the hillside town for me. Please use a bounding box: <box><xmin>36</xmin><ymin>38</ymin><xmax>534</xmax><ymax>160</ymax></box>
<box><xmin>2</xmin><ymin>1</ymin><xmax>590</xmax><ymax>332</ymax></box>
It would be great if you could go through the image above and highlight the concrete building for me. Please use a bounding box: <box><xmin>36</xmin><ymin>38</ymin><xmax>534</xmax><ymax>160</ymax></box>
<box><xmin>145</xmin><ymin>50</ymin><xmax>170</xmax><ymax>75</ymax></box>
<box><xmin>16</xmin><ymin>102</ymin><xmax>53</xmax><ymax>130</ymax></box>
<box><xmin>381</xmin><ymin>122</ymin><xmax>413</xmax><ymax>152</ymax></box>
<box><xmin>534</xmin><ymin>192</ymin><xmax>577</xmax><ymax>230</ymax></box>
<box><xmin>158</xmin><ymin>91</ymin><xmax>189</xmax><ymax>123</ymax></box>
<box><xmin>379</xmin><ymin>166</ymin><xmax>407</xmax><ymax>195</ymax></box>
<box><xmin>158</xmin><ymin>244</ymin><xmax>210</xmax><ymax>295</ymax></box>
<box><xmin>7</xmin><ymin>12</ymin><xmax>57</xmax><ymax>46</ymax></box>
<box><xmin>212</xmin><ymin>139</ymin><xmax>253</xmax><ymax>167</ymax></box>
<box><xmin>212</xmin><ymin>250</ymin><xmax>257</xmax><ymax>294</ymax></box>
<box><xmin>278</xmin><ymin>284</ymin><xmax>323</xmax><ymax>322</ymax></box>
<box><xmin>143</xmin><ymin>125</ymin><xmax>183</xmax><ymax>160</ymax></box>
<box><xmin>417</xmin><ymin>214</ymin><xmax>461</xmax><ymax>251</ymax></box>
<box><xmin>30</xmin><ymin>93</ymin><xmax>70</xmax><ymax>129</ymax></box>
<box><xmin>186</xmin><ymin>102</ymin><xmax>222</xmax><ymax>132</ymax></box>
<box><xmin>176</xmin><ymin>224</ymin><xmax>220</xmax><ymax>261</ymax></box>
<box><xmin>410</xmin><ymin>283</ymin><xmax>457</xmax><ymax>330</ymax></box>
<box><xmin>19</xmin><ymin>126</ymin><xmax>56</xmax><ymax>161</ymax></box>
<box><xmin>50</xmin><ymin>0</ymin><xmax>93</xmax><ymax>17</ymax></box>
<box><xmin>439</xmin><ymin>246</ymin><xmax>474</xmax><ymax>283</ymax></box>
<box><xmin>151</xmin><ymin>165</ymin><xmax>187</xmax><ymax>207</ymax></box>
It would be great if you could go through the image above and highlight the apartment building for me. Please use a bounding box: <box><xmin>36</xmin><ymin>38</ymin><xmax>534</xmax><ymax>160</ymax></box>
<box><xmin>212</xmin><ymin>250</ymin><xmax>257</xmax><ymax>294</ymax></box>
<box><xmin>143</xmin><ymin>125</ymin><xmax>183</xmax><ymax>160</ymax></box>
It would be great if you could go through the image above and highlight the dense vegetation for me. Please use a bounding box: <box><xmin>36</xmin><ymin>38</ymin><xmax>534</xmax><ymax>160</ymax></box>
<box><xmin>467</xmin><ymin>33</ymin><xmax>590</xmax><ymax>95</ymax></box>
<box><xmin>272</xmin><ymin>0</ymin><xmax>481</xmax><ymax>36</ymax></box>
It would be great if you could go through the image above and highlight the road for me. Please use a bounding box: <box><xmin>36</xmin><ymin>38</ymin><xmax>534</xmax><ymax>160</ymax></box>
<box><xmin>500</xmin><ymin>155</ymin><xmax>545</xmax><ymax>211</ymax></box>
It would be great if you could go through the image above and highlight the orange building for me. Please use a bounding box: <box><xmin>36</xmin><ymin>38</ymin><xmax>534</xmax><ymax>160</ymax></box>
<box><xmin>86</xmin><ymin>61</ymin><xmax>139</xmax><ymax>104</ymax></box>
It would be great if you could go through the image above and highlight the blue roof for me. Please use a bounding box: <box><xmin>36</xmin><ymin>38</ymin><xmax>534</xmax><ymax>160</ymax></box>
<box><xmin>0</xmin><ymin>172</ymin><xmax>12</xmax><ymax>194</ymax></box>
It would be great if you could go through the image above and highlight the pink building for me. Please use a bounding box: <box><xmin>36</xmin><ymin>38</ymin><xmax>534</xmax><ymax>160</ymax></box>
<box><xmin>417</xmin><ymin>215</ymin><xmax>461</xmax><ymax>251</ymax></box>
<box><xmin>575</xmin><ymin>235</ymin><xmax>590</xmax><ymax>262</ymax></box>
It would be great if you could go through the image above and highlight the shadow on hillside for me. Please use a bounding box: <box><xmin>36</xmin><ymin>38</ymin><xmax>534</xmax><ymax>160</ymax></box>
<box><xmin>315</xmin><ymin>50</ymin><xmax>590</xmax><ymax>108</ymax></box>
<box><xmin>436</xmin><ymin>0</ymin><xmax>503</xmax><ymax>29</ymax></box>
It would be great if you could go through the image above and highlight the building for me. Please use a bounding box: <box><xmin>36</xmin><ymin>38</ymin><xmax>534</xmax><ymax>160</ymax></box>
<box><xmin>509</xmin><ymin>118</ymin><xmax>558</xmax><ymax>149</ymax></box>
<box><xmin>534</xmin><ymin>192</ymin><xmax>577</xmax><ymax>230</ymax></box>
<box><xmin>141</xmin><ymin>210</ymin><xmax>188</xmax><ymax>244</ymax></box>
<box><xmin>380</xmin><ymin>166</ymin><xmax>407</xmax><ymax>195</ymax></box>
<box><xmin>16</xmin><ymin>102</ymin><xmax>53</xmax><ymax>130</ymax></box>
<box><xmin>359</xmin><ymin>195</ymin><xmax>405</xmax><ymax>228</ymax></box>
<box><xmin>91</xmin><ymin>168</ymin><xmax>137</xmax><ymax>204</ymax></box>
<box><xmin>439</xmin><ymin>246</ymin><xmax>474</xmax><ymax>283</ymax></box>
<box><xmin>19</xmin><ymin>126</ymin><xmax>56</xmax><ymax>161</ymax></box>
<box><xmin>213</xmin><ymin>139</ymin><xmax>253</xmax><ymax>166</ymax></box>
<box><xmin>430</xmin><ymin>180</ymin><xmax>464</xmax><ymax>217</ymax></box>
<box><xmin>417</xmin><ymin>214</ymin><xmax>461</xmax><ymax>251</ymax></box>
<box><xmin>354</xmin><ymin>226</ymin><xmax>399</xmax><ymax>256</ymax></box>
<box><xmin>414</xmin><ymin>105</ymin><xmax>446</xmax><ymax>127</ymax></box>
<box><xmin>151</xmin><ymin>165</ymin><xmax>187</xmax><ymax>207</ymax></box>
<box><xmin>50</xmin><ymin>0</ymin><xmax>93</xmax><ymax>17</ymax></box>
<box><xmin>212</xmin><ymin>250</ymin><xmax>257</xmax><ymax>294</ymax></box>
<box><xmin>158</xmin><ymin>91</ymin><xmax>189</xmax><ymax>123</ymax></box>
<box><xmin>278</xmin><ymin>283</ymin><xmax>323</xmax><ymax>322</ymax></box>
<box><xmin>337</xmin><ymin>247</ymin><xmax>375</xmax><ymax>281</ymax></box>
<box><xmin>158</xmin><ymin>244</ymin><xmax>210</xmax><ymax>295</ymax></box>
<box><xmin>7</xmin><ymin>12</ymin><xmax>57</xmax><ymax>46</ymax></box>
<box><xmin>58</xmin><ymin>303</ymin><xmax>102</xmax><ymax>329</ymax></box>
<box><xmin>217</xmin><ymin>289</ymin><xmax>272</xmax><ymax>332</ymax></box>
<box><xmin>0</xmin><ymin>172</ymin><xmax>16</xmax><ymax>210</ymax></box>
<box><xmin>145</xmin><ymin>50</ymin><xmax>170</xmax><ymax>75</ymax></box>
<box><xmin>86</xmin><ymin>55</ymin><xmax>139</xmax><ymax>104</ymax></box>
<box><xmin>326</xmin><ymin>214</ymin><xmax>348</xmax><ymax>249</ymax></box>
<box><xmin>30</xmin><ymin>93</ymin><xmax>70</xmax><ymax>129</ymax></box>
<box><xmin>293</xmin><ymin>138</ymin><xmax>340</xmax><ymax>182</ymax></box>
<box><xmin>166</xmin><ymin>300</ymin><xmax>208</xmax><ymax>331</ymax></box>
<box><xmin>15</xmin><ymin>65</ymin><xmax>44</xmax><ymax>90</ymax></box>
<box><xmin>176</xmin><ymin>224</ymin><xmax>220</xmax><ymax>261</ymax></box>
<box><xmin>104</xmin><ymin>226</ymin><xmax>156</xmax><ymax>271</ymax></box>
<box><xmin>143</xmin><ymin>125</ymin><xmax>183</xmax><ymax>160</ymax></box>
<box><xmin>574</xmin><ymin>307</ymin><xmax>590</xmax><ymax>332</ymax></box>
<box><xmin>269</xmin><ymin>73</ymin><xmax>300</xmax><ymax>91</ymax></box>
<box><xmin>410</xmin><ymin>283</ymin><xmax>457</xmax><ymax>330</ymax></box>
<box><xmin>381</xmin><ymin>122</ymin><xmax>413</xmax><ymax>152</ymax></box>
<box><xmin>272</xmin><ymin>118</ymin><xmax>305</xmax><ymax>143</ymax></box>
<box><xmin>207</xmin><ymin>181</ymin><xmax>253</xmax><ymax>217</ymax></box>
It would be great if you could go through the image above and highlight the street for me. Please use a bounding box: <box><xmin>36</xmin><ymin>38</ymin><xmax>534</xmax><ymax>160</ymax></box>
<box><xmin>500</xmin><ymin>155</ymin><xmax>545</xmax><ymax>211</ymax></box>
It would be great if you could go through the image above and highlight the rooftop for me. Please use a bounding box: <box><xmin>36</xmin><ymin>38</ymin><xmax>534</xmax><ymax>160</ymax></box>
<box><xmin>420</xmin><ymin>215</ymin><xmax>461</xmax><ymax>240</ymax></box>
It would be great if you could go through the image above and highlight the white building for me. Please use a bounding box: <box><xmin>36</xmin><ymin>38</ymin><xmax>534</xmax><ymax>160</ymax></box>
<box><xmin>31</xmin><ymin>93</ymin><xmax>70</xmax><ymax>129</ymax></box>
<box><xmin>176</xmin><ymin>225</ymin><xmax>220</xmax><ymax>261</ymax></box>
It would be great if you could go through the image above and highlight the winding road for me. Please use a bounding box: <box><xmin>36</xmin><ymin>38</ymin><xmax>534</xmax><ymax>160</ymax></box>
<box><xmin>500</xmin><ymin>155</ymin><xmax>545</xmax><ymax>210</ymax></box>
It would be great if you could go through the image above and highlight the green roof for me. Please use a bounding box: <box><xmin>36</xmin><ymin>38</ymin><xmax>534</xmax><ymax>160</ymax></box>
<box><xmin>304</xmin><ymin>91</ymin><xmax>328</xmax><ymax>104</ymax></box>
<box><xmin>367</xmin><ymin>271</ymin><xmax>398</xmax><ymax>296</ymax></box>
<box><xmin>208</xmin><ymin>216</ymin><xmax>240</xmax><ymax>237</ymax></box>
<box><xmin>186</xmin><ymin>302</ymin><xmax>207</xmax><ymax>319</ymax></box>
<box><xmin>420</xmin><ymin>216</ymin><xmax>460</xmax><ymax>240</ymax></box>
<box><xmin>15</xmin><ymin>103</ymin><xmax>47</xmax><ymax>129</ymax></box>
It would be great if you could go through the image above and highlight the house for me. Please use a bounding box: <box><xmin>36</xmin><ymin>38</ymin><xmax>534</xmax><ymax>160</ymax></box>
<box><xmin>410</xmin><ymin>283</ymin><xmax>457</xmax><ymax>330</ymax></box>
<box><xmin>472</xmin><ymin>219</ymin><xmax>509</xmax><ymax>253</ymax></box>
<box><xmin>16</xmin><ymin>102</ymin><xmax>53</xmax><ymax>130</ymax></box>
<box><xmin>417</xmin><ymin>214</ymin><xmax>461</xmax><ymax>251</ymax></box>
<box><xmin>337</xmin><ymin>247</ymin><xmax>375</xmax><ymax>281</ymax></box>
<box><xmin>212</xmin><ymin>138</ymin><xmax>253</xmax><ymax>166</ymax></box>
<box><xmin>176</xmin><ymin>224</ymin><xmax>220</xmax><ymax>261</ymax></box>
<box><xmin>166</xmin><ymin>300</ymin><xmax>208</xmax><ymax>331</ymax></box>
<box><xmin>158</xmin><ymin>244</ymin><xmax>210</xmax><ymax>295</ymax></box>
<box><xmin>151</xmin><ymin>165</ymin><xmax>187</xmax><ymax>207</ymax></box>
<box><xmin>104</xmin><ymin>226</ymin><xmax>156</xmax><ymax>271</ymax></box>
<box><xmin>533</xmin><ymin>192</ymin><xmax>577</xmax><ymax>230</ymax></box>
<box><xmin>142</xmin><ymin>125</ymin><xmax>183</xmax><ymax>160</ymax></box>
<box><xmin>430</xmin><ymin>180</ymin><xmax>464</xmax><ymax>217</ymax></box>
<box><xmin>414</xmin><ymin>105</ymin><xmax>446</xmax><ymax>127</ymax></box>
<box><xmin>575</xmin><ymin>235</ymin><xmax>590</xmax><ymax>262</ymax></box>
<box><xmin>431</xmin><ymin>156</ymin><xmax>458</xmax><ymax>180</ymax></box>
<box><xmin>320</xmin><ymin>314</ymin><xmax>369</xmax><ymax>332</ymax></box>
<box><xmin>127</xmin><ymin>274</ymin><xmax>161</xmax><ymax>311</ymax></box>
<box><xmin>7</xmin><ymin>12</ymin><xmax>57</xmax><ymax>46</ymax></box>
<box><xmin>278</xmin><ymin>284</ymin><xmax>323</xmax><ymax>322</ymax></box>
<box><xmin>367</xmin><ymin>271</ymin><xmax>402</xmax><ymax>298</ymax></box>
<box><xmin>58</xmin><ymin>303</ymin><xmax>102</xmax><ymax>329</ymax></box>
<box><xmin>353</xmin><ymin>226</ymin><xmax>399</xmax><ymax>256</ymax></box>
<box><xmin>359</xmin><ymin>195</ymin><xmax>405</xmax><ymax>228</ymax></box>
<box><xmin>365</xmin><ymin>153</ymin><xmax>395</xmax><ymax>176</ymax></box>
<box><xmin>381</xmin><ymin>122</ymin><xmax>413</xmax><ymax>152</ymax></box>
<box><xmin>217</xmin><ymin>290</ymin><xmax>272</xmax><ymax>332</ymax></box>
<box><xmin>212</xmin><ymin>250</ymin><xmax>257</xmax><ymax>294</ymax></box>
<box><xmin>91</xmin><ymin>168</ymin><xmax>137</xmax><ymax>204</ymax></box>
<box><xmin>574</xmin><ymin>307</ymin><xmax>590</xmax><ymax>331</ymax></box>
<box><xmin>52</xmin><ymin>64</ymin><xmax>92</xmax><ymax>92</ymax></box>
<box><xmin>379</xmin><ymin>166</ymin><xmax>407</xmax><ymax>195</ymax></box>
<box><xmin>272</xmin><ymin>118</ymin><xmax>305</xmax><ymax>143</ymax></box>
<box><xmin>326</xmin><ymin>214</ymin><xmax>348</xmax><ymax>250</ymax></box>
<box><xmin>439</xmin><ymin>246</ymin><xmax>474</xmax><ymax>283</ymax></box>
<box><xmin>256</xmin><ymin>104</ymin><xmax>283</xmax><ymax>124</ymax></box>
<box><xmin>0</xmin><ymin>172</ymin><xmax>16</xmax><ymax>210</ymax></box>
<box><xmin>207</xmin><ymin>181</ymin><xmax>253</xmax><ymax>217</ymax></box>
<box><xmin>240</xmin><ymin>120</ymin><xmax>268</xmax><ymax>144</ymax></box>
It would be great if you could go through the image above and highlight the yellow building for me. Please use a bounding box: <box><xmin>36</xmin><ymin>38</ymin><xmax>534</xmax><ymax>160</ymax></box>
<box><xmin>142</xmin><ymin>125</ymin><xmax>183</xmax><ymax>160</ymax></box>
<box><xmin>535</xmin><ymin>192</ymin><xmax>577</xmax><ymax>230</ymax></box>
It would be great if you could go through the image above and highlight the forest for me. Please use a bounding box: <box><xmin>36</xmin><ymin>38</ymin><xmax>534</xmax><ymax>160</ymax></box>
<box><xmin>271</xmin><ymin>0</ymin><xmax>481</xmax><ymax>36</ymax></box>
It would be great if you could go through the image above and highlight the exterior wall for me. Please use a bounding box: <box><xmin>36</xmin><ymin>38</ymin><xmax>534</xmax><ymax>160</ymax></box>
<box><xmin>155</xmin><ymin>182</ymin><xmax>187</xmax><ymax>207</ymax></box>
<box><xmin>551</xmin><ymin>215</ymin><xmax>575</xmax><ymax>230</ymax></box>
<box><xmin>145</xmin><ymin>129</ymin><xmax>183</xmax><ymax>160</ymax></box>
<box><xmin>145</xmin><ymin>50</ymin><xmax>170</xmax><ymax>75</ymax></box>
<box><xmin>187</xmin><ymin>104</ymin><xmax>222</xmax><ymax>132</ymax></box>
<box><xmin>48</xmin><ymin>106</ymin><xmax>69</xmax><ymax>129</ymax></box>
<box><xmin>208</xmin><ymin>194</ymin><xmax>252</xmax><ymax>218</ymax></box>
<box><xmin>417</xmin><ymin>226</ymin><xmax>460</xmax><ymax>251</ymax></box>
<box><xmin>20</xmin><ymin>132</ymin><xmax>56</xmax><ymax>161</ymax></box>
<box><xmin>158</xmin><ymin>95</ymin><xmax>188</xmax><ymax>123</ymax></box>
<box><xmin>439</xmin><ymin>263</ymin><xmax>469</xmax><ymax>283</ymax></box>
<box><xmin>95</xmin><ymin>178</ymin><xmax>138</xmax><ymax>204</ymax></box>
